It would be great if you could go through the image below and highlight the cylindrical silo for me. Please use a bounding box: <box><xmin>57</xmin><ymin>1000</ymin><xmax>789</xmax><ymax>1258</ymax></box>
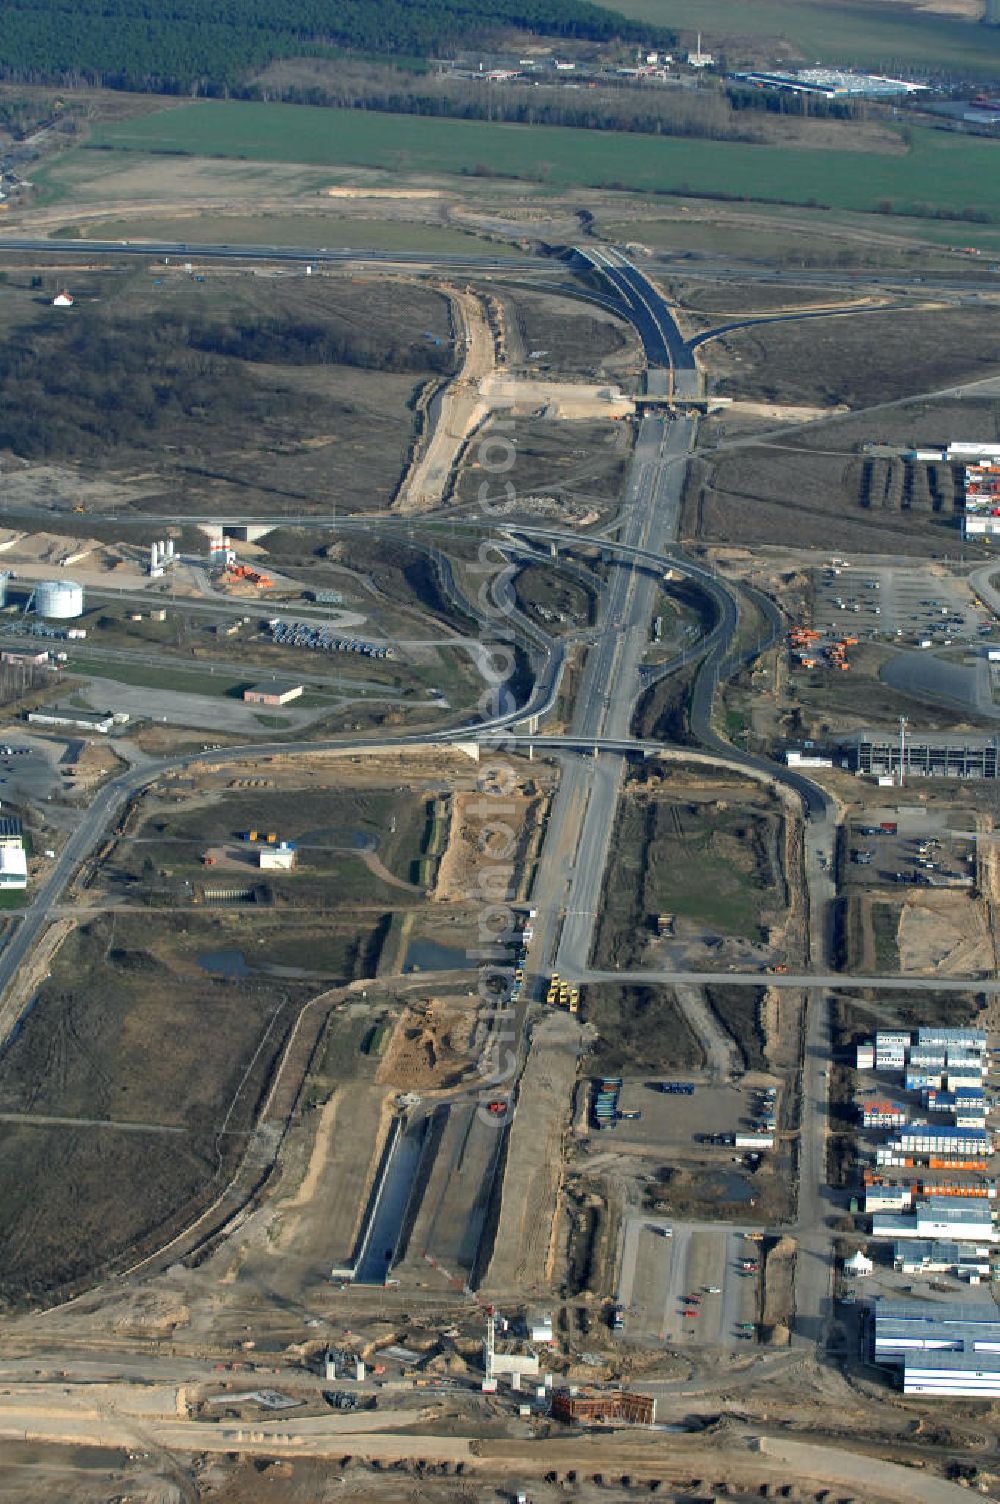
<box><xmin>35</xmin><ymin>579</ymin><xmax>84</xmax><ymax>619</ymax></box>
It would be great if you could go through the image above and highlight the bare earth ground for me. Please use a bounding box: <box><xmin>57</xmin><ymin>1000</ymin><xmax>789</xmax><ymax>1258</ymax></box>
<box><xmin>394</xmin><ymin>286</ymin><xmax>495</xmax><ymax>514</ymax></box>
<box><xmin>896</xmin><ymin>890</ymin><xmax>994</xmax><ymax>974</ymax></box>
<box><xmin>705</xmin><ymin>304</ymin><xmax>1000</xmax><ymax>410</ymax></box>
<box><xmin>277</xmin><ymin>1073</ymin><xmax>393</xmax><ymax>1271</ymax></box>
<box><xmin>432</xmin><ymin>786</ymin><xmax>546</xmax><ymax>904</ymax></box>
<box><xmin>376</xmin><ymin>996</ymin><xmax>477</xmax><ymax>1091</ymax></box>
<box><xmin>482</xmin><ymin>1010</ymin><xmax>583</xmax><ymax>1298</ymax></box>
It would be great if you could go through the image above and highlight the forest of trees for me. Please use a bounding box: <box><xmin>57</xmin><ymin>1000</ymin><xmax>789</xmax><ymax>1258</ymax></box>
<box><xmin>0</xmin><ymin>0</ymin><xmax>667</xmax><ymax>95</ymax></box>
<box><xmin>0</xmin><ymin>308</ymin><xmax>452</xmax><ymax>460</ymax></box>
<box><xmin>249</xmin><ymin>62</ymin><xmax>871</xmax><ymax>145</ymax></box>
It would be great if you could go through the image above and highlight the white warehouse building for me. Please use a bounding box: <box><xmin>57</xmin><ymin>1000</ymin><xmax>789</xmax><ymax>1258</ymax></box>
<box><xmin>872</xmin><ymin>1197</ymin><xmax>997</xmax><ymax>1244</ymax></box>
<box><xmin>893</xmin><ymin>1127</ymin><xmax>993</xmax><ymax>1157</ymax></box>
<box><xmin>874</xmin><ymin>1301</ymin><xmax>1000</xmax><ymax>1398</ymax></box>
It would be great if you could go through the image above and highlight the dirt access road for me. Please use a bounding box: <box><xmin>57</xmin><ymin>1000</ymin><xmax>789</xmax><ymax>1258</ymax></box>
<box><xmin>395</xmin><ymin>286</ymin><xmax>495</xmax><ymax>513</ymax></box>
<box><xmin>0</xmin><ymin>1374</ymin><xmax>978</xmax><ymax>1502</ymax></box>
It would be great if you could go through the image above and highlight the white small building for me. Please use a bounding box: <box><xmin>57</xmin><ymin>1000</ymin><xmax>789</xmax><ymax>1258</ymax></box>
<box><xmin>786</xmin><ymin>751</ymin><xmax>833</xmax><ymax>768</ymax></box>
<box><xmin>687</xmin><ymin>34</ymin><xmax>714</xmax><ymax>67</ymax></box>
<box><xmin>865</xmin><ymin>1184</ymin><xmax>912</xmax><ymax>1213</ymax></box>
<box><xmin>259</xmin><ymin>844</ymin><xmax>296</xmax><ymax>871</ymax></box>
<box><xmin>52</xmin><ymin>291</ymin><xmax>74</xmax><ymax>308</ymax></box>
<box><xmin>844</xmin><ymin>1249</ymin><xmax>873</xmax><ymax>1277</ymax></box>
<box><xmin>528</xmin><ymin>1312</ymin><xmax>553</xmax><ymax>1344</ymax></box>
<box><xmin>492</xmin><ymin>1352</ymin><xmax>540</xmax><ymax>1380</ymax></box>
<box><xmin>862</xmin><ymin>1101</ymin><xmax>908</xmax><ymax>1129</ymax></box>
<box><xmin>0</xmin><ymin>846</ymin><xmax>26</xmax><ymax>890</ymax></box>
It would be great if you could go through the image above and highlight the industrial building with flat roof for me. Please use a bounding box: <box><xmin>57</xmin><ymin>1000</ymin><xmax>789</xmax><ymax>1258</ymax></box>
<box><xmin>848</xmin><ymin>731</ymin><xmax>999</xmax><ymax>780</ymax></box>
<box><xmin>892</xmin><ymin>1126</ymin><xmax>993</xmax><ymax>1156</ymax></box>
<box><xmin>874</xmin><ymin>1301</ymin><xmax>1000</xmax><ymax>1397</ymax></box>
<box><xmin>871</xmin><ymin>1196</ymin><xmax>997</xmax><ymax>1243</ymax></box>
<box><xmin>243</xmin><ymin>680</ymin><xmax>304</xmax><ymax>707</ymax></box>
<box><xmin>0</xmin><ymin>846</ymin><xmax>26</xmax><ymax>890</ymax></box>
<box><xmin>27</xmin><ymin>707</ymin><xmax>119</xmax><ymax>734</ymax></box>
<box><xmin>0</xmin><ymin>816</ymin><xmax>23</xmax><ymax>849</ymax></box>
<box><xmin>893</xmin><ymin>1241</ymin><xmax>992</xmax><ymax>1277</ymax></box>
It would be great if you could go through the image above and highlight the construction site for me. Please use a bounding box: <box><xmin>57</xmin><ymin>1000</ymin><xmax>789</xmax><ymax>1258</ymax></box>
<box><xmin>0</xmin><ymin>153</ymin><xmax>998</xmax><ymax>1504</ymax></box>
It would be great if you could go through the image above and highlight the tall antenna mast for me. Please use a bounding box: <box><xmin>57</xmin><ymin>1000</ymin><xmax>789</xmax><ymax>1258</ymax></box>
<box><xmin>484</xmin><ymin>1306</ymin><xmax>496</xmax><ymax>1381</ymax></box>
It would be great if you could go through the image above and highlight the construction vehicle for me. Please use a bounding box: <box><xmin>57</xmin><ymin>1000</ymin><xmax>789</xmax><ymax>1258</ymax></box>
<box><xmin>221</xmin><ymin>562</ymin><xmax>274</xmax><ymax>589</ymax></box>
<box><xmin>744</xmin><ymin>1231</ymin><xmax>764</xmax><ymax>1242</ymax></box>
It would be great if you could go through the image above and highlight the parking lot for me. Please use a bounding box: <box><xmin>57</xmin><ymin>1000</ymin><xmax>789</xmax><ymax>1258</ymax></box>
<box><xmin>618</xmin><ymin>1214</ymin><xmax>761</xmax><ymax>1349</ymax></box>
<box><xmin>813</xmin><ymin>563</ymin><xmax>990</xmax><ymax>648</ymax></box>
<box><xmin>0</xmin><ymin>736</ymin><xmax>65</xmax><ymax>802</ymax></box>
<box><xmin>843</xmin><ymin>819</ymin><xmax>977</xmax><ymax>890</ymax></box>
<box><xmin>605</xmin><ymin>1076</ymin><xmax>782</xmax><ymax>1154</ymax></box>
<box><xmin>267</xmin><ymin>619</ymin><xmax>394</xmax><ymax>660</ymax></box>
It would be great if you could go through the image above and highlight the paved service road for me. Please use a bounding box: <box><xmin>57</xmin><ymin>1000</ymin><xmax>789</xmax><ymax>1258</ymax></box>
<box><xmin>580</xmin><ymin>967</ymin><xmax>996</xmax><ymax>991</ymax></box>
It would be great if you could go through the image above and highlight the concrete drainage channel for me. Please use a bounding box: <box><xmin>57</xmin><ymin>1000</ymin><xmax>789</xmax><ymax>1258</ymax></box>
<box><xmin>333</xmin><ymin>1113</ymin><xmax>426</xmax><ymax>1286</ymax></box>
<box><xmin>333</xmin><ymin>1101</ymin><xmax>506</xmax><ymax>1289</ymax></box>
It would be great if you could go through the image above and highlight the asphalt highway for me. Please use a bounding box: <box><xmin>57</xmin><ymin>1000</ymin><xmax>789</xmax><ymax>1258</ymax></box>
<box><xmin>0</xmin><ymin>236</ymin><xmax>542</xmax><ymax>273</ymax></box>
<box><xmin>576</xmin><ymin>245</ymin><xmax>698</xmax><ymax>394</ymax></box>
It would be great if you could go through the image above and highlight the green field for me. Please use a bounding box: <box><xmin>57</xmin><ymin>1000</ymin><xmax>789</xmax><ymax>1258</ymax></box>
<box><xmin>69</xmin><ymin>658</ymin><xmax>250</xmax><ymax>696</ymax></box>
<box><xmin>83</xmin><ymin>102</ymin><xmax>1000</xmax><ymax>221</ymax></box>
<box><xmin>609</xmin><ymin>0</ymin><xmax>998</xmax><ymax>77</ymax></box>
<box><xmin>600</xmin><ymin>212</ymin><xmax>1000</xmax><ymax>259</ymax></box>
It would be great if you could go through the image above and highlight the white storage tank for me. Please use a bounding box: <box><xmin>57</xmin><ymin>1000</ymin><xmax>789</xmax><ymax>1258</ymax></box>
<box><xmin>36</xmin><ymin>579</ymin><xmax>84</xmax><ymax>619</ymax></box>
